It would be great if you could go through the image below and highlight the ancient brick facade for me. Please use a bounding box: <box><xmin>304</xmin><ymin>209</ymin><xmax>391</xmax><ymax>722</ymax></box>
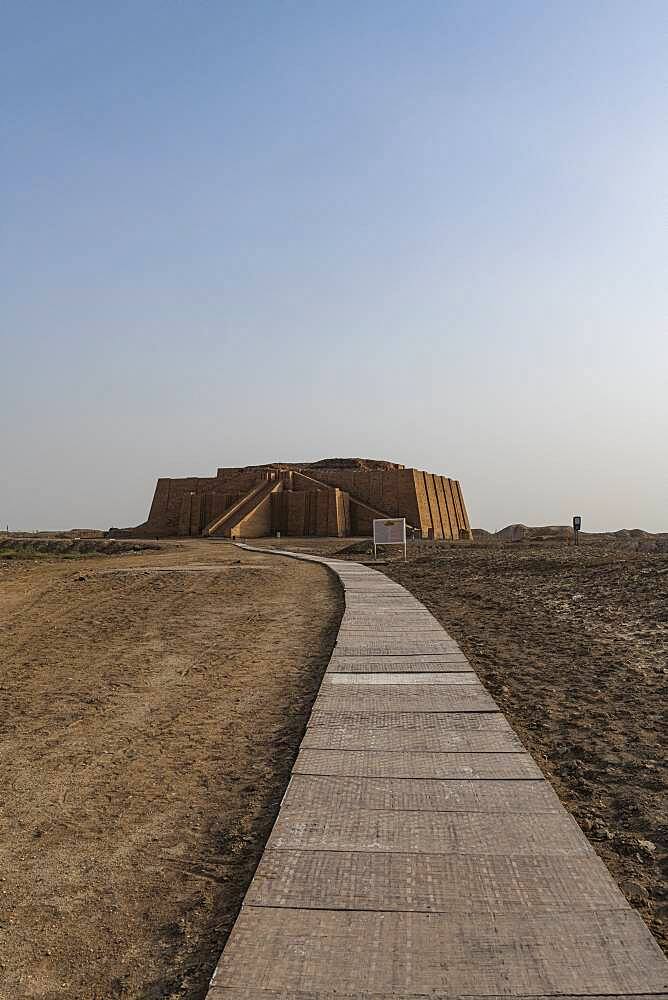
<box><xmin>110</xmin><ymin>460</ymin><xmax>472</xmax><ymax>540</ymax></box>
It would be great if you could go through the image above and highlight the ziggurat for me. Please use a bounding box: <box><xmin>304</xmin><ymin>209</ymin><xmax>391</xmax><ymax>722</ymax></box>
<box><xmin>112</xmin><ymin>459</ymin><xmax>472</xmax><ymax>540</ymax></box>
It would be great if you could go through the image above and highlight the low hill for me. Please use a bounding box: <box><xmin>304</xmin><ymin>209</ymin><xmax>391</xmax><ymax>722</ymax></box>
<box><xmin>474</xmin><ymin>523</ymin><xmax>668</xmax><ymax>549</ymax></box>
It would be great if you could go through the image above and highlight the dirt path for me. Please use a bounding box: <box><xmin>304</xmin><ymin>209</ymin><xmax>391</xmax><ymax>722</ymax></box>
<box><xmin>0</xmin><ymin>540</ymin><xmax>342</xmax><ymax>999</ymax></box>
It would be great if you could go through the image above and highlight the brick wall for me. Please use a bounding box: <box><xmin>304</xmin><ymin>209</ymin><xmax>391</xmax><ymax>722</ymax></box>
<box><xmin>305</xmin><ymin>468</ymin><xmax>424</xmax><ymax>527</ymax></box>
<box><xmin>111</xmin><ymin>463</ymin><xmax>472</xmax><ymax>540</ymax></box>
<box><xmin>234</xmin><ymin>492</ymin><xmax>274</xmax><ymax>538</ymax></box>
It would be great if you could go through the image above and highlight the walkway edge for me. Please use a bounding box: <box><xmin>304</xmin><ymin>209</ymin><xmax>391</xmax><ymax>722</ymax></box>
<box><xmin>203</xmin><ymin>542</ymin><xmax>668</xmax><ymax>999</ymax></box>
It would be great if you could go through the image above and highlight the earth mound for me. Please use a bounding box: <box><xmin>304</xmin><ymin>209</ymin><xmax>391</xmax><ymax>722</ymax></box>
<box><xmin>496</xmin><ymin>524</ymin><xmax>573</xmax><ymax>542</ymax></box>
<box><xmin>472</xmin><ymin>528</ymin><xmax>494</xmax><ymax>540</ymax></box>
<box><xmin>485</xmin><ymin>525</ymin><xmax>667</xmax><ymax>550</ymax></box>
<box><xmin>244</xmin><ymin>458</ymin><xmax>404</xmax><ymax>472</ymax></box>
<box><xmin>309</xmin><ymin>457</ymin><xmax>404</xmax><ymax>471</ymax></box>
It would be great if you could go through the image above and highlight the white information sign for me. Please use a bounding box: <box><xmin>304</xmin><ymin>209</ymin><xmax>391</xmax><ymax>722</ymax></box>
<box><xmin>373</xmin><ymin>517</ymin><xmax>407</xmax><ymax>560</ymax></box>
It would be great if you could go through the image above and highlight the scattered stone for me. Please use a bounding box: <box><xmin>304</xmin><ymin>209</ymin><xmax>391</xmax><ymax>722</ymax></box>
<box><xmin>620</xmin><ymin>880</ymin><xmax>649</xmax><ymax>905</ymax></box>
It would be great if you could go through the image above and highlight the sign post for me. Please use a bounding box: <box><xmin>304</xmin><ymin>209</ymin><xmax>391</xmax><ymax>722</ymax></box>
<box><xmin>373</xmin><ymin>517</ymin><xmax>407</xmax><ymax>561</ymax></box>
<box><xmin>572</xmin><ymin>515</ymin><xmax>581</xmax><ymax>547</ymax></box>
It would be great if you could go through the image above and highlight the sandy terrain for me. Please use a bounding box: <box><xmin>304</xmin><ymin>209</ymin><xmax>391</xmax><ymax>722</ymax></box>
<box><xmin>2</xmin><ymin>530</ymin><xmax>665</xmax><ymax>1000</ymax></box>
<box><xmin>0</xmin><ymin>540</ymin><xmax>342</xmax><ymax>999</ymax></box>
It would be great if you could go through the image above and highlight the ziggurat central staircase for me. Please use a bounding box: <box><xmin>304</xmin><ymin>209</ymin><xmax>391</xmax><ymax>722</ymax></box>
<box><xmin>110</xmin><ymin>459</ymin><xmax>473</xmax><ymax>540</ymax></box>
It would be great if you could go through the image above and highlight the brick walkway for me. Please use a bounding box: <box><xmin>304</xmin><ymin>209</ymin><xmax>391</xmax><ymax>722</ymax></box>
<box><xmin>205</xmin><ymin>548</ymin><xmax>667</xmax><ymax>999</ymax></box>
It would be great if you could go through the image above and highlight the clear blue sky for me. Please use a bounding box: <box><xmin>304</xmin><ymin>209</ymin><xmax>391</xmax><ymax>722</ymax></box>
<box><xmin>2</xmin><ymin>2</ymin><xmax>666</xmax><ymax>532</ymax></box>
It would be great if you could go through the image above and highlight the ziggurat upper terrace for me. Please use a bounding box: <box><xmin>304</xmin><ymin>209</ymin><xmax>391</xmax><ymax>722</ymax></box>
<box><xmin>112</xmin><ymin>458</ymin><xmax>472</xmax><ymax>540</ymax></box>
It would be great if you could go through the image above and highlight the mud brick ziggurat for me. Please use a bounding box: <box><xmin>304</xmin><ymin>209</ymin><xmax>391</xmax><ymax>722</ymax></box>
<box><xmin>111</xmin><ymin>459</ymin><xmax>472</xmax><ymax>540</ymax></box>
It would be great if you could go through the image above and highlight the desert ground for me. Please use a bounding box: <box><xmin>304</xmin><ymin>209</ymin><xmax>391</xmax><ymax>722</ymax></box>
<box><xmin>1</xmin><ymin>532</ymin><xmax>665</xmax><ymax>1000</ymax></box>
<box><xmin>0</xmin><ymin>539</ymin><xmax>342</xmax><ymax>999</ymax></box>
<box><xmin>257</xmin><ymin>533</ymin><xmax>668</xmax><ymax>950</ymax></box>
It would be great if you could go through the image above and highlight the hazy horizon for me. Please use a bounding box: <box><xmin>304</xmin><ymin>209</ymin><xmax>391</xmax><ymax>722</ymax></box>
<box><xmin>3</xmin><ymin>449</ymin><xmax>667</xmax><ymax>536</ymax></box>
<box><xmin>3</xmin><ymin>2</ymin><xmax>666</xmax><ymax>534</ymax></box>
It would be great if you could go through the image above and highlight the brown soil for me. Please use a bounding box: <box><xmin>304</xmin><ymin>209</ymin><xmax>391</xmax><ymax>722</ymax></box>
<box><xmin>0</xmin><ymin>540</ymin><xmax>342</xmax><ymax>999</ymax></box>
<box><xmin>378</xmin><ymin>539</ymin><xmax>667</xmax><ymax>951</ymax></box>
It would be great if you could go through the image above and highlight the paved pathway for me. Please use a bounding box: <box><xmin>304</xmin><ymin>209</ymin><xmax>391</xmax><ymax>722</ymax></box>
<box><xmin>206</xmin><ymin>547</ymin><xmax>667</xmax><ymax>999</ymax></box>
